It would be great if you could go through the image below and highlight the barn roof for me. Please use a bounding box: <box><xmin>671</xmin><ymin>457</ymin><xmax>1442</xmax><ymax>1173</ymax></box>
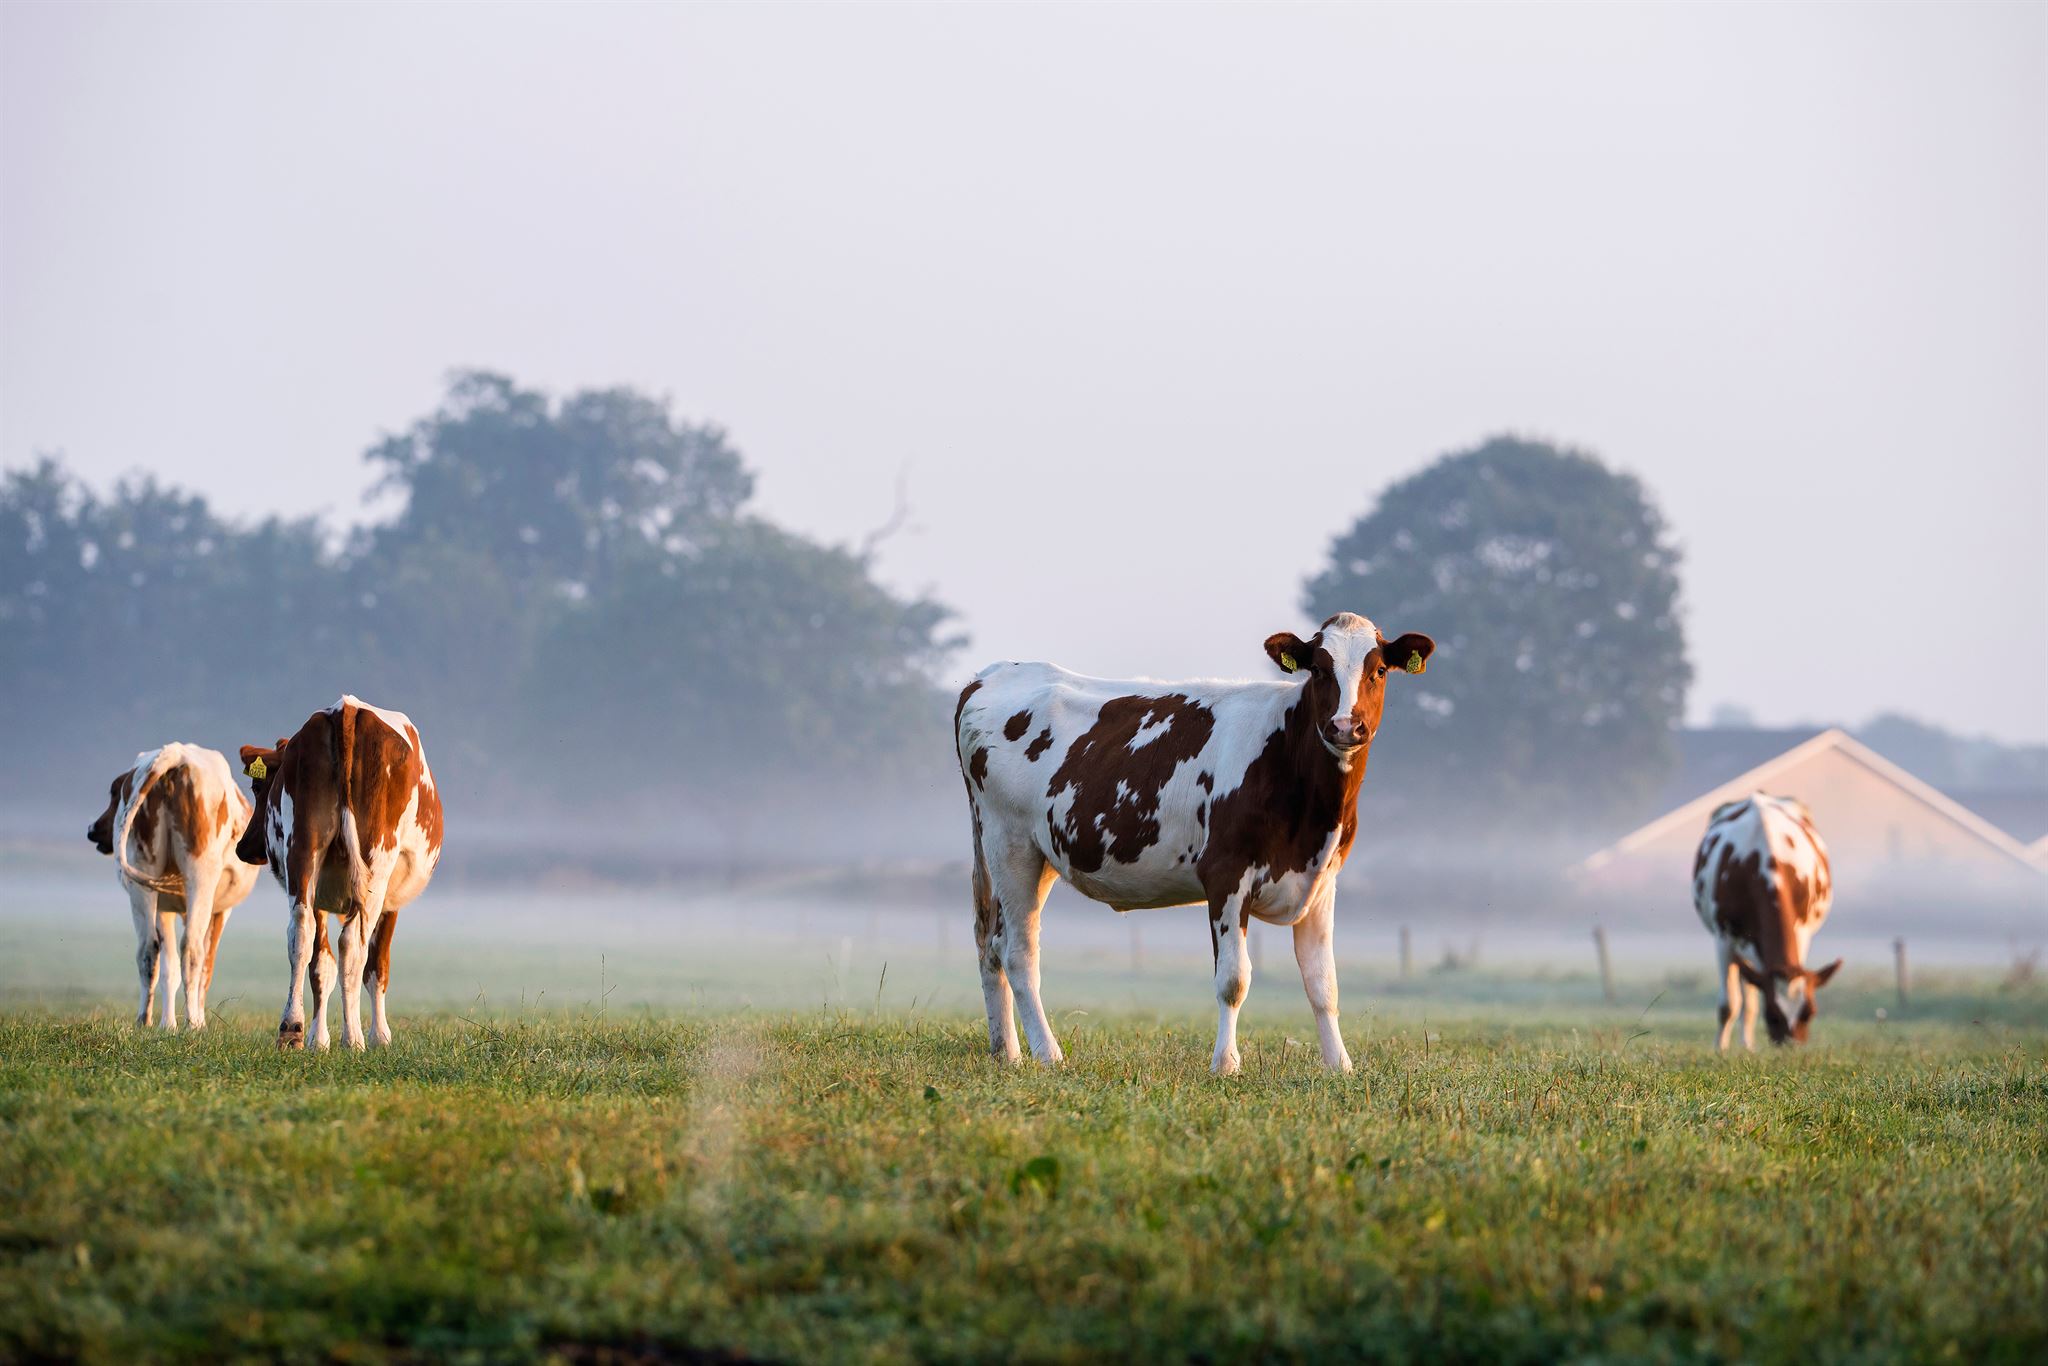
<box><xmin>1575</xmin><ymin>728</ymin><xmax>2043</xmax><ymax>877</ymax></box>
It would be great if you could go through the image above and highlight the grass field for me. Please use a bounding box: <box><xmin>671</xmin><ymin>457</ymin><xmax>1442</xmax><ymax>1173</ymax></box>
<box><xmin>3</xmin><ymin>971</ymin><xmax>2046</xmax><ymax>1364</ymax></box>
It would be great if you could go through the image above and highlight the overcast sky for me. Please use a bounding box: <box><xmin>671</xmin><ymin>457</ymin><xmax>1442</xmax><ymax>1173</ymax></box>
<box><xmin>4</xmin><ymin>2</ymin><xmax>2043</xmax><ymax>742</ymax></box>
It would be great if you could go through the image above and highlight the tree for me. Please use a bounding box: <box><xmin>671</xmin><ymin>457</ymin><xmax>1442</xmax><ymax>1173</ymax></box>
<box><xmin>1304</xmin><ymin>435</ymin><xmax>1690</xmax><ymax>829</ymax></box>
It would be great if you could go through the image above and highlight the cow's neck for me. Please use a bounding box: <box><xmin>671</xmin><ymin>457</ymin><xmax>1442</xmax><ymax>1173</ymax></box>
<box><xmin>1279</xmin><ymin>690</ymin><xmax>1367</xmax><ymax>858</ymax></box>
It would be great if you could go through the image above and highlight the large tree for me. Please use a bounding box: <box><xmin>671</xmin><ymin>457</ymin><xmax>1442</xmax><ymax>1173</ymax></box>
<box><xmin>0</xmin><ymin>374</ymin><xmax>959</xmax><ymax>819</ymax></box>
<box><xmin>1304</xmin><ymin>435</ymin><xmax>1690</xmax><ymax>829</ymax></box>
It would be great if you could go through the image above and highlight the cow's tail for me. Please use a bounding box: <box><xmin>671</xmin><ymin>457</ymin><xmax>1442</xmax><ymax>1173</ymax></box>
<box><xmin>116</xmin><ymin>747</ymin><xmax>187</xmax><ymax>895</ymax></box>
<box><xmin>333</xmin><ymin>700</ymin><xmax>375</xmax><ymax>919</ymax></box>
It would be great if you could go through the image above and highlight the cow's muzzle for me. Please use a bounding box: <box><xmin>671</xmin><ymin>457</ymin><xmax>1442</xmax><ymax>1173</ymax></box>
<box><xmin>1321</xmin><ymin>719</ymin><xmax>1370</xmax><ymax>751</ymax></box>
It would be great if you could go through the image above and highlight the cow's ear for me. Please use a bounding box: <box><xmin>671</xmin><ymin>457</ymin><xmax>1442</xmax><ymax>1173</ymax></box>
<box><xmin>1810</xmin><ymin>959</ymin><xmax>1843</xmax><ymax>989</ymax></box>
<box><xmin>1264</xmin><ymin>632</ymin><xmax>1311</xmax><ymax>674</ymax></box>
<box><xmin>239</xmin><ymin>745</ymin><xmax>273</xmax><ymax>780</ymax></box>
<box><xmin>1380</xmin><ymin>632</ymin><xmax>1436</xmax><ymax>676</ymax></box>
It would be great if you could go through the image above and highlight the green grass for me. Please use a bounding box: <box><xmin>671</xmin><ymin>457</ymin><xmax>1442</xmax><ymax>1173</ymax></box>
<box><xmin>2</xmin><ymin>988</ymin><xmax>2045</xmax><ymax>1364</ymax></box>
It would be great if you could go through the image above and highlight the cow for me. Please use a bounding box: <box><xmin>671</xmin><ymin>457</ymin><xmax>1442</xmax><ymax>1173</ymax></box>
<box><xmin>86</xmin><ymin>744</ymin><xmax>260</xmax><ymax>1030</ymax></box>
<box><xmin>955</xmin><ymin>612</ymin><xmax>1436</xmax><ymax>1074</ymax></box>
<box><xmin>236</xmin><ymin>696</ymin><xmax>444</xmax><ymax>1051</ymax></box>
<box><xmin>1692</xmin><ymin>792</ymin><xmax>1841</xmax><ymax>1049</ymax></box>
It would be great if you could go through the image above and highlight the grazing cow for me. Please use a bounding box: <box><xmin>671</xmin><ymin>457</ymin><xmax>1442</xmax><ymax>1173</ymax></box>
<box><xmin>956</xmin><ymin>612</ymin><xmax>1436</xmax><ymax>1074</ymax></box>
<box><xmin>1692</xmin><ymin>793</ymin><xmax>1841</xmax><ymax>1049</ymax></box>
<box><xmin>87</xmin><ymin>744</ymin><xmax>260</xmax><ymax>1030</ymax></box>
<box><xmin>236</xmin><ymin>696</ymin><xmax>443</xmax><ymax>1050</ymax></box>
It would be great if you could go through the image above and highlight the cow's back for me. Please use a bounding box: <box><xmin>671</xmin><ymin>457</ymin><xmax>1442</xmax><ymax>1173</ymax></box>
<box><xmin>1693</xmin><ymin>794</ymin><xmax>1832</xmax><ymax>971</ymax></box>
<box><xmin>958</xmin><ymin>663</ymin><xmax>1289</xmax><ymax>910</ymax></box>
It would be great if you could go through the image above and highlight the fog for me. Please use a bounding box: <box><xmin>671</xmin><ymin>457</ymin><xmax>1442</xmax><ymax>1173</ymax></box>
<box><xmin>1</xmin><ymin>5</ymin><xmax>2043</xmax><ymax>1016</ymax></box>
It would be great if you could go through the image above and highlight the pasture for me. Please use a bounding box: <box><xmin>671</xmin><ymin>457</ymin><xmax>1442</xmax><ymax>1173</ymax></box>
<box><xmin>3</xmin><ymin>875</ymin><xmax>2045</xmax><ymax>1364</ymax></box>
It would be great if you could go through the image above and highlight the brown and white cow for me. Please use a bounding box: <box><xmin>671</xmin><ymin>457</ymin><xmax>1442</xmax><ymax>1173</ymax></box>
<box><xmin>87</xmin><ymin>744</ymin><xmax>260</xmax><ymax>1030</ymax></box>
<box><xmin>1693</xmin><ymin>792</ymin><xmax>1841</xmax><ymax>1049</ymax></box>
<box><xmin>236</xmin><ymin>696</ymin><xmax>443</xmax><ymax>1051</ymax></box>
<box><xmin>956</xmin><ymin>612</ymin><xmax>1436</xmax><ymax>1074</ymax></box>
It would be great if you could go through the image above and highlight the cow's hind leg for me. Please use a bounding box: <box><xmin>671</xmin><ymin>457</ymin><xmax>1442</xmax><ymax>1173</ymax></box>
<box><xmin>1740</xmin><ymin>979</ymin><xmax>1762</xmax><ymax>1052</ymax></box>
<box><xmin>131</xmin><ymin>889</ymin><xmax>161</xmax><ymax>1029</ymax></box>
<box><xmin>970</xmin><ymin>828</ymin><xmax>1019</xmax><ymax>1063</ymax></box>
<box><xmin>307</xmin><ymin>914</ymin><xmax>336</xmax><ymax>1050</ymax></box>
<box><xmin>987</xmin><ymin>839</ymin><xmax>1060</xmax><ymax>1066</ymax></box>
<box><xmin>180</xmin><ymin>866</ymin><xmax>218</xmax><ymax>1030</ymax></box>
<box><xmin>366</xmin><ymin>911</ymin><xmax>397</xmax><ymax>1047</ymax></box>
<box><xmin>156</xmin><ymin>908</ymin><xmax>183</xmax><ymax>1030</ymax></box>
<box><xmin>280</xmin><ymin>897</ymin><xmax>317</xmax><ymax>1050</ymax></box>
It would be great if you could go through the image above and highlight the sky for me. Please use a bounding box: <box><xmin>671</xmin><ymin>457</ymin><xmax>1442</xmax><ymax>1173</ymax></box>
<box><xmin>3</xmin><ymin>2</ymin><xmax>2044</xmax><ymax>743</ymax></box>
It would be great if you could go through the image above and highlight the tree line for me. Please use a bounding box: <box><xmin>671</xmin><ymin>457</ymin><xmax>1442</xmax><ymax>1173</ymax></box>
<box><xmin>4</xmin><ymin>376</ymin><xmax>1697</xmax><ymax>835</ymax></box>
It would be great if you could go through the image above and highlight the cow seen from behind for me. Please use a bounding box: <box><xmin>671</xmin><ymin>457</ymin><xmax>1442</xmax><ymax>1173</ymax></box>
<box><xmin>237</xmin><ymin>696</ymin><xmax>444</xmax><ymax>1050</ymax></box>
<box><xmin>88</xmin><ymin>743</ymin><xmax>261</xmax><ymax>1030</ymax></box>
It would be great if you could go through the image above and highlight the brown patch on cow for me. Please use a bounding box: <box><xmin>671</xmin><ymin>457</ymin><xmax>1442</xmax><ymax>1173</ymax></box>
<box><xmin>968</xmin><ymin>747</ymin><xmax>990</xmax><ymax>788</ymax></box>
<box><xmin>367</xmin><ymin>912</ymin><xmax>398</xmax><ymax>990</ymax></box>
<box><xmin>1025</xmin><ymin>728</ymin><xmax>1053</xmax><ymax>762</ymax></box>
<box><xmin>244</xmin><ymin>701</ymin><xmax>441</xmax><ymax>913</ymax></box>
<box><xmin>1197</xmin><ymin>691</ymin><xmax>1364</xmax><ymax>913</ymax></box>
<box><xmin>1004</xmin><ymin>710</ymin><xmax>1033</xmax><ymax>742</ymax></box>
<box><xmin>203</xmin><ymin>910</ymin><xmax>229</xmax><ymax>995</ymax></box>
<box><xmin>953</xmin><ymin>678</ymin><xmax>983</xmax><ymax>739</ymax></box>
<box><xmin>1044</xmin><ymin>694</ymin><xmax>1217</xmax><ymax>874</ymax></box>
<box><xmin>1196</xmin><ymin>771</ymin><xmax>1214</xmax><ymax>793</ymax></box>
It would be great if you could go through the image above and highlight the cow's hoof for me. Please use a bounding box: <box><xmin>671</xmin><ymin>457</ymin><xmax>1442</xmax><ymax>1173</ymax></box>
<box><xmin>1211</xmin><ymin>1049</ymin><xmax>1242</xmax><ymax>1076</ymax></box>
<box><xmin>277</xmin><ymin>1022</ymin><xmax>306</xmax><ymax>1051</ymax></box>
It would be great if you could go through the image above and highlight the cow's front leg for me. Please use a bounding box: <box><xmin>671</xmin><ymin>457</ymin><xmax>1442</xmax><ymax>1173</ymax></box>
<box><xmin>279</xmin><ymin>900</ymin><xmax>316</xmax><ymax>1049</ymax></box>
<box><xmin>1292</xmin><ymin>899</ymin><xmax>1352</xmax><ymax>1072</ymax></box>
<box><xmin>1210</xmin><ymin>896</ymin><xmax>1250</xmax><ymax>1076</ymax></box>
<box><xmin>1740</xmin><ymin>979</ymin><xmax>1761</xmax><ymax>1052</ymax></box>
<box><xmin>1715</xmin><ymin>951</ymin><xmax>1739</xmax><ymax>1052</ymax></box>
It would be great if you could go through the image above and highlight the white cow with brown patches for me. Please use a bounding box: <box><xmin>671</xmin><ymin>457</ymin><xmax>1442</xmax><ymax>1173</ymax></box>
<box><xmin>236</xmin><ymin>696</ymin><xmax>444</xmax><ymax>1051</ymax></box>
<box><xmin>956</xmin><ymin>613</ymin><xmax>1436</xmax><ymax>1074</ymax></box>
<box><xmin>1693</xmin><ymin>793</ymin><xmax>1841</xmax><ymax>1049</ymax></box>
<box><xmin>86</xmin><ymin>744</ymin><xmax>261</xmax><ymax>1030</ymax></box>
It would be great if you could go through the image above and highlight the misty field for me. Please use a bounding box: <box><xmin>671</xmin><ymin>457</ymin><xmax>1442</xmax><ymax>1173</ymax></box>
<box><xmin>2</xmin><ymin>981</ymin><xmax>2045</xmax><ymax>1364</ymax></box>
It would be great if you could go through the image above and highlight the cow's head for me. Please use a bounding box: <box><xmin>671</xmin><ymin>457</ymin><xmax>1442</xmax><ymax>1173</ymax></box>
<box><xmin>1737</xmin><ymin>957</ymin><xmax>1843</xmax><ymax>1044</ymax></box>
<box><xmin>87</xmin><ymin>772</ymin><xmax>130</xmax><ymax>856</ymax></box>
<box><xmin>1265</xmin><ymin>613</ymin><xmax>1435</xmax><ymax>769</ymax></box>
<box><xmin>235</xmin><ymin>740</ymin><xmax>286</xmax><ymax>865</ymax></box>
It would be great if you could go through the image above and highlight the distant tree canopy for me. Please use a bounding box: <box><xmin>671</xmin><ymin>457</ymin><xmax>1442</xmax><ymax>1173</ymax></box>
<box><xmin>0</xmin><ymin>372</ymin><xmax>958</xmax><ymax>814</ymax></box>
<box><xmin>1305</xmin><ymin>435</ymin><xmax>1691</xmax><ymax>828</ymax></box>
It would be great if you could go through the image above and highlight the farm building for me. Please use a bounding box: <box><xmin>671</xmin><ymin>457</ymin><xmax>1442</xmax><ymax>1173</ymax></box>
<box><xmin>1573</xmin><ymin>728</ymin><xmax>2047</xmax><ymax>914</ymax></box>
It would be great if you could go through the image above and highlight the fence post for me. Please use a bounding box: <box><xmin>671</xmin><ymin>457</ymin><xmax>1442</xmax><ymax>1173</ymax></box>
<box><xmin>1593</xmin><ymin>923</ymin><xmax>1617</xmax><ymax>1004</ymax></box>
<box><xmin>1399</xmin><ymin>925</ymin><xmax>1413</xmax><ymax>979</ymax></box>
<box><xmin>1893</xmin><ymin>937</ymin><xmax>1908</xmax><ymax>1011</ymax></box>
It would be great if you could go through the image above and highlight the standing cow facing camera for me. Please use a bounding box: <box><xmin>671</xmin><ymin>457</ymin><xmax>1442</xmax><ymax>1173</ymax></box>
<box><xmin>1693</xmin><ymin>793</ymin><xmax>1841</xmax><ymax>1049</ymax></box>
<box><xmin>87</xmin><ymin>743</ymin><xmax>260</xmax><ymax>1030</ymax></box>
<box><xmin>237</xmin><ymin>695</ymin><xmax>443</xmax><ymax>1051</ymax></box>
<box><xmin>957</xmin><ymin>612</ymin><xmax>1436</xmax><ymax>1074</ymax></box>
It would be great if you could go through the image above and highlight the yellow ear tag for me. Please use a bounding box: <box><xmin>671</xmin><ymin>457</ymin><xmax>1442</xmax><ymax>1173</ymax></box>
<box><xmin>1279</xmin><ymin>652</ymin><xmax>1298</xmax><ymax>673</ymax></box>
<box><xmin>245</xmin><ymin>758</ymin><xmax>267</xmax><ymax>780</ymax></box>
<box><xmin>1404</xmin><ymin>651</ymin><xmax>1425</xmax><ymax>675</ymax></box>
